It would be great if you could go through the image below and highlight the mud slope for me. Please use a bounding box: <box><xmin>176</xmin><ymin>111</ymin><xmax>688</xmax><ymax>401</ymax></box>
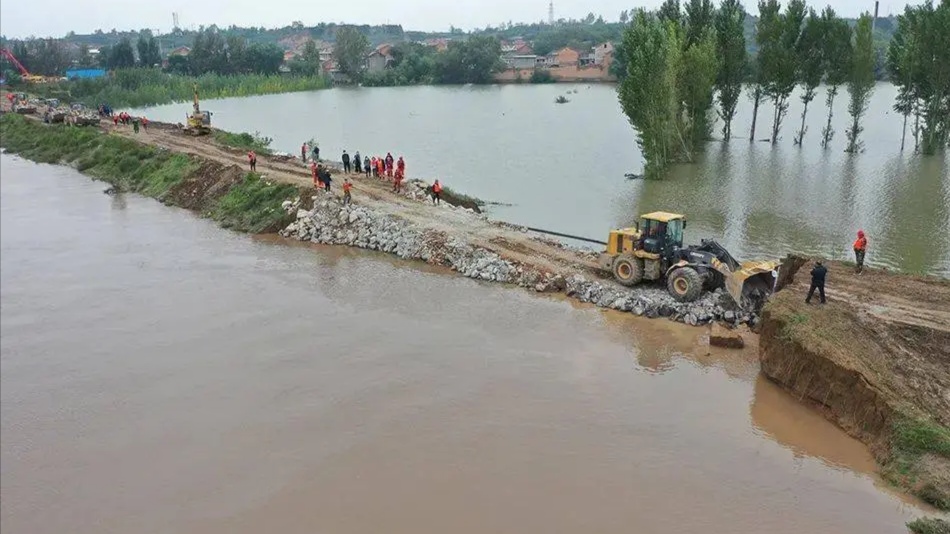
<box><xmin>760</xmin><ymin>261</ymin><xmax>950</xmax><ymax>509</ymax></box>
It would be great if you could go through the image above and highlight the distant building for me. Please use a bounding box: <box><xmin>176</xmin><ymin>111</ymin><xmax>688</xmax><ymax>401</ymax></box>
<box><xmin>504</xmin><ymin>55</ymin><xmax>538</xmax><ymax>69</ymax></box>
<box><xmin>365</xmin><ymin>44</ymin><xmax>394</xmax><ymax>73</ymax></box>
<box><xmin>593</xmin><ymin>42</ymin><xmax>614</xmax><ymax>66</ymax></box>
<box><xmin>283</xmin><ymin>50</ymin><xmax>297</xmax><ymax>63</ymax></box>
<box><xmin>168</xmin><ymin>46</ymin><xmax>191</xmax><ymax>57</ymax></box>
<box><xmin>547</xmin><ymin>47</ymin><xmax>580</xmax><ymax>67</ymax></box>
<box><xmin>319</xmin><ymin>46</ymin><xmax>334</xmax><ymax>62</ymax></box>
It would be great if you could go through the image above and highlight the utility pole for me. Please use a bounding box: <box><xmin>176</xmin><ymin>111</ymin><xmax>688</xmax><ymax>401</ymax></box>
<box><xmin>872</xmin><ymin>1</ymin><xmax>879</xmax><ymax>31</ymax></box>
<box><xmin>548</xmin><ymin>1</ymin><xmax>554</xmax><ymax>25</ymax></box>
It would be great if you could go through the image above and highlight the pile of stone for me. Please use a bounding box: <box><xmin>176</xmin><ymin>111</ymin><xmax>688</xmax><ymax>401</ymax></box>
<box><xmin>280</xmin><ymin>197</ymin><xmax>759</xmax><ymax>328</ymax></box>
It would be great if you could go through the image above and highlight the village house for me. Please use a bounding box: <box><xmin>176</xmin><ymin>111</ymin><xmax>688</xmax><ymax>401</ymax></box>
<box><xmin>167</xmin><ymin>46</ymin><xmax>191</xmax><ymax>57</ymax></box>
<box><xmin>422</xmin><ymin>38</ymin><xmax>450</xmax><ymax>52</ymax></box>
<box><xmin>593</xmin><ymin>42</ymin><xmax>614</xmax><ymax>66</ymax></box>
<box><xmin>365</xmin><ymin>43</ymin><xmax>394</xmax><ymax>73</ymax></box>
<box><xmin>504</xmin><ymin>55</ymin><xmax>538</xmax><ymax>69</ymax></box>
<box><xmin>545</xmin><ymin>47</ymin><xmax>580</xmax><ymax>68</ymax></box>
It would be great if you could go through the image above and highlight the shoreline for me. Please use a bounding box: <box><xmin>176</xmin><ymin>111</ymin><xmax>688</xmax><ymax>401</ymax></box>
<box><xmin>2</xmin><ymin>103</ymin><xmax>948</xmax><ymax>519</ymax></box>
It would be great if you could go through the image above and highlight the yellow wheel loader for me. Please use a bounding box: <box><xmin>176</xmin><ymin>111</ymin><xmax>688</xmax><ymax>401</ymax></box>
<box><xmin>183</xmin><ymin>83</ymin><xmax>212</xmax><ymax>136</ymax></box>
<box><xmin>596</xmin><ymin>212</ymin><xmax>783</xmax><ymax>311</ymax></box>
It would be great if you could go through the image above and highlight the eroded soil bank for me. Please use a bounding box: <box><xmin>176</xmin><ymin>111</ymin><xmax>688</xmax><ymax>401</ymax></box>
<box><xmin>760</xmin><ymin>260</ymin><xmax>950</xmax><ymax>511</ymax></box>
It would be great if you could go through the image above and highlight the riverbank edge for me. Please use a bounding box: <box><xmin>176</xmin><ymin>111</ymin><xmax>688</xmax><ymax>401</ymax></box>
<box><xmin>759</xmin><ymin>289</ymin><xmax>950</xmax><ymax>512</ymax></box>
<box><xmin>0</xmin><ymin>113</ymin><xmax>299</xmax><ymax>233</ymax></box>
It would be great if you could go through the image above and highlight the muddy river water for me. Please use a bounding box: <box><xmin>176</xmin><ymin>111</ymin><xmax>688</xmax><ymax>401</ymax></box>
<box><xmin>0</xmin><ymin>155</ymin><xmax>933</xmax><ymax>532</ymax></box>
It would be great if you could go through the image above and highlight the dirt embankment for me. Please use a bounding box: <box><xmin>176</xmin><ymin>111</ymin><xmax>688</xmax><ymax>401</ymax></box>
<box><xmin>760</xmin><ymin>260</ymin><xmax>950</xmax><ymax>510</ymax></box>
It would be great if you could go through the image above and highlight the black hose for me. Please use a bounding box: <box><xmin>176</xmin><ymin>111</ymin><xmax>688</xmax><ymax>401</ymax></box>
<box><xmin>523</xmin><ymin>226</ymin><xmax>607</xmax><ymax>246</ymax></box>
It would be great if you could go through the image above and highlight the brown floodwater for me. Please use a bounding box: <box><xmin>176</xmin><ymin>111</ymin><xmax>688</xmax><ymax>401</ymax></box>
<box><xmin>0</xmin><ymin>155</ymin><xmax>934</xmax><ymax>533</ymax></box>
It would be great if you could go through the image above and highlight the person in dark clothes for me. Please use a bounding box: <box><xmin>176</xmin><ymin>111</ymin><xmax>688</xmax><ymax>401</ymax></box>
<box><xmin>312</xmin><ymin>144</ymin><xmax>320</xmax><ymax>162</ymax></box>
<box><xmin>318</xmin><ymin>166</ymin><xmax>332</xmax><ymax>192</ymax></box>
<box><xmin>805</xmin><ymin>260</ymin><xmax>827</xmax><ymax>304</ymax></box>
<box><xmin>342</xmin><ymin>150</ymin><xmax>351</xmax><ymax>174</ymax></box>
<box><xmin>363</xmin><ymin>156</ymin><xmax>371</xmax><ymax>177</ymax></box>
<box><xmin>354</xmin><ymin>151</ymin><xmax>362</xmax><ymax>174</ymax></box>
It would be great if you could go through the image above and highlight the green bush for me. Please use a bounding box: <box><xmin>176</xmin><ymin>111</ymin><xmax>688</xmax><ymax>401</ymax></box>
<box><xmin>30</xmin><ymin>69</ymin><xmax>329</xmax><ymax>109</ymax></box>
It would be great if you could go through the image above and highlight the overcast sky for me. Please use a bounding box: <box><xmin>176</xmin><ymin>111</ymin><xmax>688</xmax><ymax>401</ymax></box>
<box><xmin>1</xmin><ymin>0</ymin><xmax>904</xmax><ymax>39</ymax></box>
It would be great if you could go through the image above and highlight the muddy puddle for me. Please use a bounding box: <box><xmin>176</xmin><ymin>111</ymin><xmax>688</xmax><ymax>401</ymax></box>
<box><xmin>0</xmin><ymin>155</ymin><xmax>933</xmax><ymax>533</ymax></box>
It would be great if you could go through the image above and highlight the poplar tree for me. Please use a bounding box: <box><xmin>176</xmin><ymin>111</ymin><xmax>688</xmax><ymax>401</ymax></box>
<box><xmin>793</xmin><ymin>9</ymin><xmax>824</xmax><ymax>145</ymax></box>
<box><xmin>759</xmin><ymin>0</ymin><xmax>806</xmax><ymax>145</ymax></box>
<box><xmin>845</xmin><ymin>13</ymin><xmax>875</xmax><ymax>153</ymax></box>
<box><xmin>714</xmin><ymin>0</ymin><xmax>747</xmax><ymax>141</ymax></box>
<box><xmin>819</xmin><ymin>7</ymin><xmax>851</xmax><ymax>149</ymax></box>
<box><xmin>751</xmin><ymin>0</ymin><xmax>780</xmax><ymax>143</ymax></box>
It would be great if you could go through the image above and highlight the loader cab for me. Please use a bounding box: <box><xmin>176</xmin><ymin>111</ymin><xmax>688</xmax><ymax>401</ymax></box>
<box><xmin>637</xmin><ymin>212</ymin><xmax>685</xmax><ymax>255</ymax></box>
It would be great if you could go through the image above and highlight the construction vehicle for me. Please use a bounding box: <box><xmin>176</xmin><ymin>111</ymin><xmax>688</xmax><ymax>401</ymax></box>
<box><xmin>183</xmin><ymin>83</ymin><xmax>212</xmax><ymax>136</ymax></box>
<box><xmin>595</xmin><ymin>211</ymin><xmax>782</xmax><ymax>311</ymax></box>
<box><xmin>1</xmin><ymin>48</ymin><xmax>50</xmax><ymax>83</ymax></box>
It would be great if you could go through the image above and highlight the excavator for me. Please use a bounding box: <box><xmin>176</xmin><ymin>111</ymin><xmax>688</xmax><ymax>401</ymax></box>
<box><xmin>595</xmin><ymin>212</ymin><xmax>784</xmax><ymax>312</ymax></box>
<box><xmin>183</xmin><ymin>83</ymin><xmax>212</xmax><ymax>136</ymax></box>
<box><xmin>1</xmin><ymin>48</ymin><xmax>50</xmax><ymax>83</ymax></box>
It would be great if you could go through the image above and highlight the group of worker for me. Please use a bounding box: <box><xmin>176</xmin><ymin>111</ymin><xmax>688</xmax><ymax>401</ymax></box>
<box><xmin>111</xmin><ymin>112</ymin><xmax>148</xmax><ymax>133</ymax></box>
<box><xmin>805</xmin><ymin>230</ymin><xmax>868</xmax><ymax>304</ymax></box>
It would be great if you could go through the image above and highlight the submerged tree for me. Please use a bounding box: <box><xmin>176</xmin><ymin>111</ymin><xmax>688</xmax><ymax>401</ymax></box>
<box><xmin>758</xmin><ymin>0</ymin><xmax>806</xmax><ymax>145</ymax></box>
<box><xmin>714</xmin><ymin>0</ymin><xmax>746</xmax><ymax>141</ymax></box>
<box><xmin>918</xmin><ymin>0</ymin><xmax>950</xmax><ymax>153</ymax></box>
<box><xmin>793</xmin><ymin>9</ymin><xmax>824</xmax><ymax>145</ymax></box>
<box><xmin>618</xmin><ymin>8</ymin><xmax>717</xmax><ymax>178</ymax></box>
<box><xmin>887</xmin><ymin>6</ymin><xmax>922</xmax><ymax>152</ymax></box>
<box><xmin>819</xmin><ymin>7</ymin><xmax>851</xmax><ymax>149</ymax></box>
<box><xmin>618</xmin><ymin>12</ymin><xmax>682</xmax><ymax>178</ymax></box>
<box><xmin>750</xmin><ymin>0</ymin><xmax>780</xmax><ymax>143</ymax></box>
<box><xmin>845</xmin><ymin>13</ymin><xmax>876</xmax><ymax>153</ymax></box>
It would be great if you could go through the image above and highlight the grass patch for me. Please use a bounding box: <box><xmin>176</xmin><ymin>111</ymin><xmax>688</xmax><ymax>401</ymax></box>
<box><xmin>908</xmin><ymin>518</ymin><xmax>950</xmax><ymax>534</ymax></box>
<box><xmin>885</xmin><ymin>417</ymin><xmax>950</xmax><ymax>510</ymax></box>
<box><xmin>210</xmin><ymin>173</ymin><xmax>297</xmax><ymax>233</ymax></box>
<box><xmin>212</xmin><ymin>130</ymin><xmax>273</xmax><ymax>155</ymax></box>
<box><xmin>895</xmin><ymin>418</ymin><xmax>950</xmax><ymax>458</ymax></box>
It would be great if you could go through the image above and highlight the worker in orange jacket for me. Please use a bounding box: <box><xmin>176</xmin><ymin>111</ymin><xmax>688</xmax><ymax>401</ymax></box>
<box><xmin>342</xmin><ymin>178</ymin><xmax>353</xmax><ymax>205</ymax></box>
<box><xmin>852</xmin><ymin>230</ymin><xmax>868</xmax><ymax>274</ymax></box>
<box><xmin>431</xmin><ymin>179</ymin><xmax>443</xmax><ymax>205</ymax></box>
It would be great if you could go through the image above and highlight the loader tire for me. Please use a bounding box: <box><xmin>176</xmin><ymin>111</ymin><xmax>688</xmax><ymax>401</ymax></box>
<box><xmin>667</xmin><ymin>267</ymin><xmax>703</xmax><ymax>302</ymax></box>
<box><xmin>612</xmin><ymin>254</ymin><xmax>643</xmax><ymax>287</ymax></box>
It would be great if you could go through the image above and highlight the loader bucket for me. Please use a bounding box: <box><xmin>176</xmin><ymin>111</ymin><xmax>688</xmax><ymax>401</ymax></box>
<box><xmin>723</xmin><ymin>259</ymin><xmax>783</xmax><ymax>312</ymax></box>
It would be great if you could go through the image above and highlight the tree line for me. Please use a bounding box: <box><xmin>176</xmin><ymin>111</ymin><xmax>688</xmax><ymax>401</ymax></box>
<box><xmin>292</xmin><ymin>27</ymin><xmax>504</xmax><ymax>86</ymax></box>
<box><xmin>616</xmin><ymin>0</ymin><xmax>948</xmax><ymax>179</ymax></box>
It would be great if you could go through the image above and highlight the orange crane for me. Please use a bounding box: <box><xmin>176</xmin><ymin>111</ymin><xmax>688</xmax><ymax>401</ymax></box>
<box><xmin>0</xmin><ymin>47</ymin><xmax>47</xmax><ymax>83</ymax></box>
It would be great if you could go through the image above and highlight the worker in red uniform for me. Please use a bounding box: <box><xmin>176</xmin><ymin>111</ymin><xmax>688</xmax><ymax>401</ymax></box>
<box><xmin>342</xmin><ymin>178</ymin><xmax>353</xmax><ymax>205</ymax></box>
<box><xmin>248</xmin><ymin>151</ymin><xmax>257</xmax><ymax>172</ymax></box>
<box><xmin>141</xmin><ymin>116</ymin><xmax>149</xmax><ymax>132</ymax></box>
<box><xmin>431</xmin><ymin>179</ymin><xmax>443</xmax><ymax>205</ymax></box>
<box><xmin>377</xmin><ymin>157</ymin><xmax>385</xmax><ymax>180</ymax></box>
<box><xmin>112</xmin><ymin>114</ymin><xmax>119</xmax><ymax>127</ymax></box>
<box><xmin>385</xmin><ymin>152</ymin><xmax>394</xmax><ymax>178</ymax></box>
<box><xmin>310</xmin><ymin>162</ymin><xmax>319</xmax><ymax>188</ymax></box>
<box><xmin>852</xmin><ymin>230</ymin><xmax>868</xmax><ymax>274</ymax></box>
<box><xmin>396</xmin><ymin>156</ymin><xmax>405</xmax><ymax>178</ymax></box>
<box><xmin>301</xmin><ymin>142</ymin><xmax>308</xmax><ymax>163</ymax></box>
<box><xmin>393</xmin><ymin>167</ymin><xmax>404</xmax><ymax>193</ymax></box>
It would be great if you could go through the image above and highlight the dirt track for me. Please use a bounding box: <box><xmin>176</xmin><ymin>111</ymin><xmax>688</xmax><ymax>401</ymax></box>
<box><xmin>105</xmin><ymin>121</ymin><xmax>606</xmax><ymax>279</ymax></box>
